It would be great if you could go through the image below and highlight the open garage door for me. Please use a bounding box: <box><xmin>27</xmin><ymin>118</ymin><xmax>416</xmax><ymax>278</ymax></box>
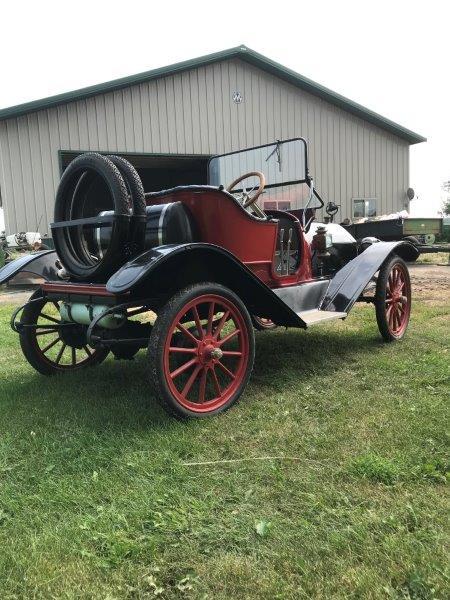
<box><xmin>60</xmin><ymin>152</ymin><xmax>210</xmax><ymax>192</ymax></box>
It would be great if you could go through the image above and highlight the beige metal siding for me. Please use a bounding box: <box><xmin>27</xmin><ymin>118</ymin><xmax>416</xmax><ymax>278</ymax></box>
<box><xmin>0</xmin><ymin>58</ymin><xmax>410</xmax><ymax>233</ymax></box>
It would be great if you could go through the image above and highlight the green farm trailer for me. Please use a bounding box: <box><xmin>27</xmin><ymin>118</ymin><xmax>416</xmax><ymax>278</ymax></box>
<box><xmin>343</xmin><ymin>217</ymin><xmax>442</xmax><ymax>245</ymax></box>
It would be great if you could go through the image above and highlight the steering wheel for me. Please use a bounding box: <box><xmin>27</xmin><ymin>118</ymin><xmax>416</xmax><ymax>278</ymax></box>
<box><xmin>226</xmin><ymin>171</ymin><xmax>266</xmax><ymax>208</ymax></box>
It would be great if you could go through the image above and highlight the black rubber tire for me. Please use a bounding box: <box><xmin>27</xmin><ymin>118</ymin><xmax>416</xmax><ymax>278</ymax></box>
<box><xmin>375</xmin><ymin>255</ymin><xmax>411</xmax><ymax>342</ymax></box>
<box><xmin>106</xmin><ymin>155</ymin><xmax>146</xmax><ymax>254</ymax></box>
<box><xmin>148</xmin><ymin>282</ymin><xmax>255</xmax><ymax>420</ymax></box>
<box><xmin>251</xmin><ymin>315</ymin><xmax>278</xmax><ymax>331</ymax></box>
<box><xmin>53</xmin><ymin>152</ymin><xmax>131</xmax><ymax>281</ymax></box>
<box><xmin>19</xmin><ymin>290</ymin><xmax>109</xmax><ymax>376</ymax></box>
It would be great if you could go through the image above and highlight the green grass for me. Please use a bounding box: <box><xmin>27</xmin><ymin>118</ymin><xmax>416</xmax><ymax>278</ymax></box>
<box><xmin>0</xmin><ymin>298</ymin><xmax>449</xmax><ymax>599</ymax></box>
<box><xmin>416</xmin><ymin>252</ymin><xmax>449</xmax><ymax>264</ymax></box>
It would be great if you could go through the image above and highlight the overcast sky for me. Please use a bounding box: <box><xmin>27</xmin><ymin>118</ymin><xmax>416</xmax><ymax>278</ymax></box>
<box><xmin>1</xmin><ymin>0</ymin><xmax>448</xmax><ymax>216</ymax></box>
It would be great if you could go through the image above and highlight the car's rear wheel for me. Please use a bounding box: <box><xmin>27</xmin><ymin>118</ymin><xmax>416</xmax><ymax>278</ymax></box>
<box><xmin>375</xmin><ymin>256</ymin><xmax>411</xmax><ymax>342</ymax></box>
<box><xmin>148</xmin><ymin>283</ymin><xmax>255</xmax><ymax>419</ymax></box>
<box><xmin>20</xmin><ymin>290</ymin><xmax>109</xmax><ymax>375</ymax></box>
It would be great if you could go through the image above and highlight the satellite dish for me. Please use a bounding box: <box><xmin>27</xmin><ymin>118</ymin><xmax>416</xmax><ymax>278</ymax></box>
<box><xmin>406</xmin><ymin>187</ymin><xmax>415</xmax><ymax>200</ymax></box>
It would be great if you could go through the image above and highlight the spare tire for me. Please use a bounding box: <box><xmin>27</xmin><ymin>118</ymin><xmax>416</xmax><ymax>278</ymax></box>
<box><xmin>53</xmin><ymin>153</ymin><xmax>132</xmax><ymax>281</ymax></box>
<box><xmin>106</xmin><ymin>155</ymin><xmax>146</xmax><ymax>255</ymax></box>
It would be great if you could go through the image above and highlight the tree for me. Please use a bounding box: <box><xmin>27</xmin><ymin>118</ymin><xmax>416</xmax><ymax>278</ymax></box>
<box><xmin>442</xmin><ymin>181</ymin><xmax>450</xmax><ymax>215</ymax></box>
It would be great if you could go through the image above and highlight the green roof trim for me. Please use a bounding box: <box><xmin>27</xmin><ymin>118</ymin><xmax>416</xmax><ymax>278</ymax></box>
<box><xmin>0</xmin><ymin>45</ymin><xmax>426</xmax><ymax>144</ymax></box>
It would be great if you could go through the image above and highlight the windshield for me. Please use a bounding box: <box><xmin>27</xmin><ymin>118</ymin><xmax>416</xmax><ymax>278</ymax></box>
<box><xmin>208</xmin><ymin>138</ymin><xmax>320</xmax><ymax>210</ymax></box>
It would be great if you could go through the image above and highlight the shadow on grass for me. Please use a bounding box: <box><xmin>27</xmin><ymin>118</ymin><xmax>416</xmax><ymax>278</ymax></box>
<box><xmin>0</xmin><ymin>320</ymin><xmax>385</xmax><ymax>433</ymax></box>
<box><xmin>251</xmin><ymin>323</ymin><xmax>382</xmax><ymax>387</ymax></box>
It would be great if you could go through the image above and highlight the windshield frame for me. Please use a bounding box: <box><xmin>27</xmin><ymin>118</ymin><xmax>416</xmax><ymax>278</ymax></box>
<box><xmin>207</xmin><ymin>137</ymin><xmax>323</xmax><ymax>209</ymax></box>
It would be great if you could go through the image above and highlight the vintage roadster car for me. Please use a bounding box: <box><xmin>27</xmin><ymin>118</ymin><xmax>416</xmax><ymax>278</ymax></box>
<box><xmin>0</xmin><ymin>139</ymin><xmax>417</xmax><ymax>418</ymax></box>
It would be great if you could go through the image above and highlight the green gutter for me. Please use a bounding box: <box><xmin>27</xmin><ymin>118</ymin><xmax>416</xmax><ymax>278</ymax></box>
<box><xmin>0</xmin><ymin>45</ymin><xmax>426</xmax><ymax>144</ymax></box>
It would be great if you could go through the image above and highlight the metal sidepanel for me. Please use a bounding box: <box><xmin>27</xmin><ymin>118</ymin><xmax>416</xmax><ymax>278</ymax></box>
<box><xmin>403</xmin><ymin>218</ymin><xmax>442</xmax><ymax>236</ymax></box>
<box><xmin>106</xmin><ymin>243</ymin><xmax>307</xmax><ymax>328</ymax></box>
<box><xmin>0</xmin><ymin>250</ymin><xmax>59</xmax><ymax>285</ymax></box>
<box><xmin>274</xmin><ymin>280</ymin><xmax>330</xmax><ymax>313</ymax></box>
<box><xmin>321</xmin><ymin>241</ymin><xmax>414</xmax><ymax>313</ymax></box>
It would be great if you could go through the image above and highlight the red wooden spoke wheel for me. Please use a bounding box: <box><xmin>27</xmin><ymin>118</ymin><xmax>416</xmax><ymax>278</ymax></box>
<box><xmin>375</xmin><ymin>256</ymin><xmax>411</xmax><ymax>342</ymax></box>
<box><xmin>148</xmin><ymin>283</ymin><xmax>255</xmax><ymax>419</ymax></box>
<box><xmin>19</xmin><ymin>290</ymin><xmax>109</xmax><ymax>375</ymax></box>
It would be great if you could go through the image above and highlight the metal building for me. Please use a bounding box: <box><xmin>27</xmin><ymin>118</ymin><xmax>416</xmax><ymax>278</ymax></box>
<box><xmin>0</xmin><ymin>45</ymin><xmax>425</xmax><ymax>235</ymax></box>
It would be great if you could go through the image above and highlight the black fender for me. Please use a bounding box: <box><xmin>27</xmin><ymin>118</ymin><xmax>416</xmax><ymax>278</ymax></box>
<box><xmin>321</xmin><ymin>240</ymin><xmax>418</xmax><ymax>313</ymax></box>
<box><xmin>0</xmin><ymin>250</ymin><xmax>59</xmax><ymax>286</ymax></box>
<box><xmin>106</xmin><ymin>243</ymin><xmax>307</xmax><ymax>327</ymax></box>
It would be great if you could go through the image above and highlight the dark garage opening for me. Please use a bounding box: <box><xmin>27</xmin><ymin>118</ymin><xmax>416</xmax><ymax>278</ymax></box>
<box><xmin>60</xmin><ymin>152</ymin><xmax>210</xmax><ymax>194</ymax></box>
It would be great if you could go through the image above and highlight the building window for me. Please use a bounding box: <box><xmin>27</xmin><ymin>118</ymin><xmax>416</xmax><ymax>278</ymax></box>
<box><xmin>264</xmin><ymin>200</ymin><xmax>292</xmax><ymax>211</ymax></box>
<box><xmin>353</xmin><ymin>198</ymin><xmax>377</xmax><ymax>218</ymax></box>
<box><xmin>263</xmin><ymin>201</ymin><xmax>277</xmax><ymax>210</ymax></box>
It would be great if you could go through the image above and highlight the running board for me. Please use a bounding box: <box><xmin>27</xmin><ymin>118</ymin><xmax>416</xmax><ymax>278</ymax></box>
<box><xmin>296</xmin><ymin>309</ymin><xmax>347</xmax><ymax>327</ymax></box>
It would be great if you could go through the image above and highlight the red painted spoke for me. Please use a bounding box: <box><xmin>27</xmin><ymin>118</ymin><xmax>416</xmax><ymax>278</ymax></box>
<box><xmin>394</xmin><ymin>268</ymin><xmax>401</xmax><ymax>288</ymax></box>
<box><xmin>55</xmin><ymin>343</ymin><xmax>66</xmax><ymax>364</ymax></box>
<box><xmin>213</xmin><ymin>310</ymin><xmax>230</xmax><ymax>339</ymax></box>
<box><xmin>397</xmin><ymin>277</ymin><xmax>405</xmax><ymax>294</ymax></box>
<box><xmin>169</xmin><ymin>346</ymin><xmax>197</xmax><ymax>354</ymax></box>
<box><xmin>170</xmin><ymin>357</ymin><xmax>198</xmax><ymax>379</ymax></box>
<box><xmin>192</xmin><ymin>306</ymin><xmax>204</xmax><ymax>339</ymax></box>
<box><xmin>163</xmin><ymin>293</ymin><xmax>250</xmax><ymax>412</ymax></box>
<box><xmin>181</xmin><ymin>364</ymin><xmax>203</xmax><ymax>397</ymax></box>
<box><xmin>217</xmin><ymin>360</ymin><xmax>236</xmax><ymax>380</ymax></box>
<box><xmin>391</xmin><ymin>269</ymin><xmax>397</xmax><ymax>290</ymax></box>
<box><xmin>210</xmin><ymin>367</ymin><xmax>222</xmax><ymax>397</ymax></box>
<box><xmin>199</xmin><ymin>368</ymin><xmax>207</xmax><ymax>404</ymax></box>
<box><xmin>386</xmin><ymin>305</ymin><xmax>393</xmax><ymax>328</ymax></box>
<box><xmin>41</xmin><ymin>336</ymin><xmax>61</xmax><ymax>354</ymax></box>
<box><xmin>40</xmin><ymin>313</ymin><xmax>60</xmax><ymax>324</ymax></box>
<box><xmin>206</xmin><ymin>302</ymin><xmax>215</xmax><ymax>335</ymax></box>
<box><xmin>218</xmin><ymin>328</ymin><xmax>240</xmax><ymax>347</ymax></box>
<box><xmin>176</xmin><ymin>322</ymin><xmax>199</xmax><ymax>345</ymax></box>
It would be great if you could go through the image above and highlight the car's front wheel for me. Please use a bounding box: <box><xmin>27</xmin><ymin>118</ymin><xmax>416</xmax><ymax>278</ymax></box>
<box><xmin>375</xmin><ymin>256</ymin><xmax>412</xmax><ymax>342</ymax></box>
<box><xmin>148</xmin><ymin>283</ymin><xmax>255</xmax><ymax>419</ymax></box>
